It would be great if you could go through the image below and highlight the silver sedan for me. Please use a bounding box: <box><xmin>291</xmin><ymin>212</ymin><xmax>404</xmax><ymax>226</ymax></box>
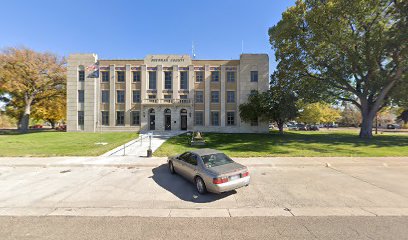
<box><xmin>167</xmin><ymin>148</ymin><xmax>250</xmax><ymax>194</ymax></box>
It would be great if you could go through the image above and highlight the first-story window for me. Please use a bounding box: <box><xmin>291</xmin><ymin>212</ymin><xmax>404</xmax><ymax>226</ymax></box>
<box><xmin>251</xmin><ymin>117</ymin><xmax>258</xmax><ymax>126</ymax></box>
<box><xmin>180</xmin><ymin>95</ymin><xmax>188</xmax><ymax>99</ymax></box>
<box><xmin>131</xmin><ymin>111</ymin><xmax>140</xmax><ymax>125</ymax></box>
<box><xmin>101</xmin><ymin>111</ymin><xmax>109</xmax><ymax>125</ymax></box>
<box><xmin>78</xmin><ymin>111</ymin><xmax>84</xmax><ymax>126</ymax></box>
<box><xmin>116</xmin><ymin>111</ymin><xmax>125</xmax><ymax>125</ymax></box>
<box><xmin>194</xmin><ymin>111</ymin><xmax>204</xmax><ymax>126</ymax></box>
<box><xmin>227</xmin><ymin>112</ymin><xmax>235</xmax><ymax>126</ymax></box>
<box><xmin>132</xmin><ymin>90</ymin><xmax>141</xmax><ymax>103</ymax></box>
<box><xmin>211</xmin><ymin>111</ymin><xmax>219</xmax><ymax>126</ymax></box>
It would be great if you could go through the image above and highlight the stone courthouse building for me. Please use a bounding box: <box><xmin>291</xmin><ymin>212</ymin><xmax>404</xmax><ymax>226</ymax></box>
<box><xmin>66</xmin><ymin>54</ymin><xmax>269</xmax><ymax>133</ymax></box>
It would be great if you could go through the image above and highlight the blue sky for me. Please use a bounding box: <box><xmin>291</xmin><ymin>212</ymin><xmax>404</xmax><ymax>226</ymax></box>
<box><xmin>0</xmin><ymin>0</ymin><xmax>295</xmax><ymax>71</ymax></box>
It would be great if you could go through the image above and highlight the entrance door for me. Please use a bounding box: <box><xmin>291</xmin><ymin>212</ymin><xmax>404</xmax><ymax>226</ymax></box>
<box><xmin>181</xmin><ymin>115</ymin><xmax>187</xmax><ymax>130</ymax></box>
<box><xmin>165</xmin><ymin>115</ymin><xmax>171</xmax><ymax>130</ymax></box>
<box><xmin>149</xmin><ymin>115</ymin><xmax>155</xmax><ymax>130</ymax></box>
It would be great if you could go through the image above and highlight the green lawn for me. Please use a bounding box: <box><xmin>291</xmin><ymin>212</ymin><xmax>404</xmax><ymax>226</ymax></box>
<box><xmin>0</xmin><ymin>130</ymin><xmax>138</xmax><ymax>157</ymax></box>
<box><xmin>154</xmin><ymin>130</ymin><xmax>408</xmax><ymax>157</ymax></box>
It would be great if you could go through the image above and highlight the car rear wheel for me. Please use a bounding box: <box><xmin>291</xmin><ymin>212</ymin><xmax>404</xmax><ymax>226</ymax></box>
<box><xmin>169</xmin><ymin>161</ymin><xmax>175</xmax><ymax>174</ymax></box>
<box><xmin>195</xmin><ymin>177</ymin><xmax>207</xmax><ymax>194</ymax></box>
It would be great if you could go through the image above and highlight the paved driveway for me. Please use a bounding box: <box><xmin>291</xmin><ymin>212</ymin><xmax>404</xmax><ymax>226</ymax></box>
<box><xmin>0</xmin><ymin>157</ymin><xmax>407</xmax><ymax>217</ymax></box>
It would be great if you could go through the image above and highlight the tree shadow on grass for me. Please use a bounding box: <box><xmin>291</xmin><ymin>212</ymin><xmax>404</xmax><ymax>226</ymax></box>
<box><xmin>151</xmin><ymin>164</ymin><xmax>235</xmax><ymax>203</ymax></box>
<box><xmin>0</xmin><ymin>129</ymin><xmax>55</xmax><ymax>135</ymax></box>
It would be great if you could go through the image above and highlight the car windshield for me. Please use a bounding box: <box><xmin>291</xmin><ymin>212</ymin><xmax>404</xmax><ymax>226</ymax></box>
<box><xmin>201</xmin><ymin>153</ymin><xmax>234</xmax><ymax>168</ymax></box>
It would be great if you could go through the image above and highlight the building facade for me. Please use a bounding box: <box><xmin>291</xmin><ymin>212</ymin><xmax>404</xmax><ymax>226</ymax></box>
<box><xmin>66</xmin><ymin>54</ymin><xmax>269</xmax><ymax>133</ymax></box>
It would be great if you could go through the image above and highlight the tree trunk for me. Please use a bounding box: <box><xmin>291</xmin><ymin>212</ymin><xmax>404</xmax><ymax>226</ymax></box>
<box><xmin>359</xmin><ymin>113</ymin><xmax>374</xmax><ymax>138</ymax></box>
<box><xmin>49</xmin><ymin>120</ymin><xmax>56</xmax><ymax>129</ymax></box>
<box><xmin>19</xmin><ymin>102</ymin><xmax>31</xmax><ymax>133</ymax></box>
<box><xmin>277</xmin><ymin>121</ymin><xmax>284</xmax><ymax>134</ymax></box>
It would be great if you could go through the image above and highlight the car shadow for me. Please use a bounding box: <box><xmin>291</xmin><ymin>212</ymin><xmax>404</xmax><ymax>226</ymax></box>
<box><xmin>151</xmin><ymin>164</ymin><xmax>236</xmax><ymax>203</ymax></box>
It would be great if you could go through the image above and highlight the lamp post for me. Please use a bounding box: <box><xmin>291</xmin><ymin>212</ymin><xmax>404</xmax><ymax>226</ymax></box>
<box><xmin>147</xmin><ymin>132</ymin><xmax>152</xmax><ymax>157</ymax></box>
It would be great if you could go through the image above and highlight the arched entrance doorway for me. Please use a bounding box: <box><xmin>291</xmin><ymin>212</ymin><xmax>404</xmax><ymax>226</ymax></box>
<box><xmin>164</xmin><ymin>109</ymin><xmax>171</xmax><ymax>131</ymax></box>
<box><xmin>149</xmin><ymin>108</ymin><xmax>155</xmax><ymax>130</ymax></box>
<box><xmin>180</xmin><ymin>109</ymin><xmax>187</xmax><ymax>130</ymax></box>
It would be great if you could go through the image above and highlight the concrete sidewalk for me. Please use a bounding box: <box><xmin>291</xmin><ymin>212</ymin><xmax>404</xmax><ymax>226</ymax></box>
<box><xmin>101</xmin><ymin>131</ymin><xmax>185</xmax><ymax>157</ymax></box>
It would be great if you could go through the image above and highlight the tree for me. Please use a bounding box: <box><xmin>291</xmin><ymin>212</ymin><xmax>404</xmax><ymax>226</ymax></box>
<box><xmin>298</xmin><ymin>102</ymin><xmax>341</xmax><ymax>124</ymax></box>
<box><xmin>339</xmin><ymin>103</ymin><xmax>362</xmax><ymax>127</ymax></box>
<box><xmin>269</xmin><ymin>0</ymin><xmax>408</xmax><ymax>138</ymax></box>
<box><xmin>239</xmin><ymin>81</ymin><xmax>299</xmax><ymax>134</ymax></box>
<box><xmin>31</xmin><ymin>95</ymin><xmax>66</xmax><ymax>128</ymax></box>
<box><xmin>397</xmin><ymin>109</ymin><xmax>408</xmax><ymax>124</ymax></box>
<box><xmin>0</xmin><ymin>48</ymin><xmax>66</xmax><ymax>133</ymax></box>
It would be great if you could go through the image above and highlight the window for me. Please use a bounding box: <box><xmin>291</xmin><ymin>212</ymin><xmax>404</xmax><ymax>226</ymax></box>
<box><xmin>180</xmin><ymin>95</ymin><xmax>188</xmax><ymax>99</ymax></box>
<box><xmin>186</xmin><ymin>154</ymin><xmax>198</xmax><ymax>166</ymax></box>
<box><xmin>195</xmin><ymin>71</ymin><xmax>204</xmax><ymax>82</ymax></box>
<box><xmin>149</xmin><ymin>71</ymin><xmax>156</xmax><ymax>89</ymax></box>
<box><xmin>227</xmin><ymin>72</ymin><xmax>235</xmax><ymax>82</ymax></box>
<box><xmin>148</xmin><ymin>95</ymin><xmax>156</xmax><ymax>99</ymax></box>
<box><xmin>195</xmin><ymin>111</ymin><xmax>204</xmax><ymax>126</ymax></box>
<box><xmin>78</xmin><ymin>70</ymin><xmax>85</xmax><ymax>82</ymax></box>
<box><xmin>101</xmin><ymin>111</ymin><xmax>109</xmax><ymax>126</ymax></box>
<box><xmin>117</xmin><ymin>90</ymin><xmax>125</xmax><ymax>103</ymax></box>
<box><xmin>195</xmin><ymin>91</ymin><xmax>203</xmax><ymax>103</ymax></box>
<box><xmin>101</xmin><ymin>71</ymin><xmax>109</xmax><ymax>82</ymax></box>
<box><xmin>250</xmin><ymin>71</ymin><xmax>258</xmax><ymax>82</ymax></box>
<box><xmin>211</xmin><ymin>91</ymin><xmax>219</xmax><ymax>103</ymax></box>
<box><xmin>211</xmin><ymin>71</ymin><xmax>219</xmax><ymax>82</ymax></box>
<box><xmin>132</xmin><ymin>90</ymin><xmax>141</xmax><ymax>103</ymax></box>
<box><xmin>117</xmin><ymin>71</ymin><xmax>125</xmax><ymax>82</ymax></box>
<box><xmin>211</xmin><ymin>112</ymin><xmax>219</xmax><ymax>126</ymax></box>
<box><xmin>132</xmin><ymin>71</ymin><xmax>141</xmax><ymax>82</ymax></box>
<box><xmin>101</xmin><ymin>90</ymin><xmax>109</xmax><ymax>103</ymax></box>
<box><xmin>131</xmin><ymin>111</ymin><xmax>140</xmax><ymax>125</ymax></box>
<box><xmin>78</xmin><ymin>111</ymin><xmax>84</xmax><ymax>125</ymax></box>
<box><xmin>164</xmin><ymin>72</ymin><xmax>172</xmax><ymax>89</ymax></box>
<box><xmin>251</xmin><ymin>117</ymin><xmax>258</xmax><ymax>126</ymax></box>
<box><xmin>227</xmin><ymin>91</ymin><xmax>235</xmax><ymax>103</ymax></box>
<box><xmin>78</xmin><ymin>90</ymin><xmax>84</xmax><ymax>103</ymax></box>
<box><xmin>116</xmin><ymin>111</ymin><xmax>125</xmax><ymax>125</ymax></box>
<box><xmin>164</xmin><ymin>95</ymin><xmax>172</xmax><ymax>99</ymax></box>
<box><xmin>180</xmin><ymin>71</ymin><xmax>188</xmax><ymax>89</ymax></box>
<box><xmin>227</xmin><ymin>112</ymin><xmax>235</xmax><ymax>126</ymax></box>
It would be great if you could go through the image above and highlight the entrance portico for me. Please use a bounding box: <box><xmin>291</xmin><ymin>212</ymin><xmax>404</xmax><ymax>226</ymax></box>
<box><xmin>141</xmin><ymin>106</ymin><xmax>193</xmax><ymax>132</ymax></box>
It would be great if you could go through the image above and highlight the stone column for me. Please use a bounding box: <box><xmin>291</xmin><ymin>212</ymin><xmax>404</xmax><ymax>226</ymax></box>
<box><xmin>157</xmin><ymin>65</ymin><xmax>163</xmax><ymax>100</ymax></box>
<box><xmin>172</xmin><ymin>65</ymin><xmax>179</xmax><ymax>99</ymax></box>
<box><xmin>109</xmin><ymin>65</ymin><xmax>115</xmax><ymax>127</ymax></box>
<box><xmin>140</xmin><ymin>65</ymin><xmax>148</xmax><ymax>131</ymax></box>
<box><xmin>204</xmin><ymin>64</ymin><xmax>211</xmax><ymax>126</ymax></box>
<box><xmin>125</xmin><ymin>64</ymin><xmax>131</xmax><ymax>126</ymax></box>
<box><xmin>220</xmin><ymin>65</ymin><xmax>226</xmax><ymax>127</ymax></box>
<box><xmin>236</xmin><ymin>66</ymin><xmax>241</xmax><ymax>127</ymax></box>
<box><xmin>188</xmin><ymin>65</ymin><xmax>194</xmax><ymax>99</ymax></box>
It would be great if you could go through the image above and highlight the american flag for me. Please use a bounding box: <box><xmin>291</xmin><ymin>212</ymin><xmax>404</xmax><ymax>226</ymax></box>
<box><xmin>86</xmin><ymin>64</ymin><xmax>99</xmax><ymax>71</ymax></box>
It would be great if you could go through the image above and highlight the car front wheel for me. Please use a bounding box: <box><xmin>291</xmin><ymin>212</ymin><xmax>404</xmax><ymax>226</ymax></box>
<box><xmin>169</xmin><ymin>161</ymin><xmax>175</xmax><ymax>174</ymax></box>
<box><xmin>195</xmin><ymin>177</ymin><xmax>207</xmax><ymax>194</ymax></box>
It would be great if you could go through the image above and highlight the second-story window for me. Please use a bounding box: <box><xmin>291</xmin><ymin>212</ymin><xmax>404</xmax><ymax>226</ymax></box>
<box><xmin>195</xmin><ymin>71</ymin><xmax>204</xmax><ymax>82</ymax></box>
<box><xmin>149</xmin><ymin>71</ymin><xmax>157</xmax><ymax>90</ymax></box>
<box><xmin>164</xmin><ymin>72</ymin><xmax>172</xmax><ymax>89</ymax></box>
<box><xmin>227</xmin><ymin>72</ymin><xmax>235</xmax><ymax>82</ymax></box>
<box><xmin>211</xmin><ymin>91</ymin><xmax>219</xmax><ymax>103</ymax></box>
<box><xmin>78</xmin><ymin>70</ymin><xmax>85</xmax><ymax>82</ymax></box>
<box><xmin>211</xmin><ymin>71</ymin><xmax>219</xmax><ymax>82</ymax></box>
<box><xmin>132</xmin><ymin>71</ymin><xmax>141</xmax><ymax>82</ymax></box>
<box><xmin>117</xmin><ymin>71</ymin><xmax>125</xmax><ymax>82</ymax></box>
<box><xmin>101</xmin><ymin>90</ymin><xmax>109</xmax><ymax>103</ymax></box>
<box><xmin>101</xmin><ymin>71</ymin><xmax>109</xmax><ymax>82</ymax></box>
<box><xmin>227</xmin><ymin>91</ymin><xmax>235</xmax><ymax>103</ymax></box>
<box><xmin>78</xmin><ymin>90</ymin><xmax>84</xmax><ymax>103</ymax></box>
<box><xmin>195</xmin><ymin>91</ymin><xmax>203</xmax><ymax>103</ymax></box>
<box><xmin>117</xmin><ymin>90</ymin><xmax>125</xmax><ymax>103</ymax></box>
<box><xmin>250</xmin><ymin>71</ymin><xmax>258</xmax><ymax>82</ymax></box>
<box><xmin>180</xmin><ymin>71</ymin><xmax>188</xmax><ymax>89</ymax></box>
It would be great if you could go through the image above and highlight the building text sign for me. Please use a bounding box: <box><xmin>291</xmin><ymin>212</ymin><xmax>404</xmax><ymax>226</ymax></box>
<box><xmin>145</xmin><ymin>55</ymin><xmax>192</xmax><ymax>66</ymax></box>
